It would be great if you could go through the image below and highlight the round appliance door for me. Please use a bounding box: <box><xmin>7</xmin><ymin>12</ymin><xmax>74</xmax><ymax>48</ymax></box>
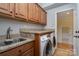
<box><xmin>40</xmin><ymin>35</ymin><xmax>48</xmax><ymax>56</ymax></box>
<box><xmin>43</xmin><ymin>40</ymin><xmax>52</xmax><ymax>56</ymax></box>
<box><xmin>53</xmin><ymin>36</ymin><xmax>56</xmax><ymax>47</ymax></box>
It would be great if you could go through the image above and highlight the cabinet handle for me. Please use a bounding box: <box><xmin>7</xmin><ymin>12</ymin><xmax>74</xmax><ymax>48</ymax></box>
<box><xmin>10</xmin><ymin>11</ymin><xmax>12</xmax><ymax>13</ymax></box>
<box><xmin>16</xmin><ymin>13</ymin><xmax>17</xmax><ymax>15</ymax></box>
<box><xmin>18</xmin><ymin>50</ymin><xmax>22</xmax><ymax>53</ymax></box>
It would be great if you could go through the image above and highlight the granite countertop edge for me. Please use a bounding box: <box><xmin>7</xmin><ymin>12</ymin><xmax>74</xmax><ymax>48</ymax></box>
<box><xmin>0</xmin><ymin>38</ymin><xmax>35</xmax><ymax>53</ymax></box>
<box><xmin>20</xmin><ymin>29</ymin><xmax>55</xmax><ymax>34</ymax></box>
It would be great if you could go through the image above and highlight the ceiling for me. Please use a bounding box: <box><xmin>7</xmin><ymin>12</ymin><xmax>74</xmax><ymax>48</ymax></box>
<box><xmin>38</xmin><ymin>3</ymin><xmax>69</xmax><ymax>10</ymax></box>
<box><xmin>38</xmin><ymin>3</ymin><xmax>54</xmax><ymax>8</ymax></box>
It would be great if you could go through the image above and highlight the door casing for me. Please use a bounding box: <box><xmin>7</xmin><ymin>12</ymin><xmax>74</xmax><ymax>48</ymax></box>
<box><xmin>55</xmin><ymin>9</ymin><xmax>76</xmax><ymax>55</ymax></box>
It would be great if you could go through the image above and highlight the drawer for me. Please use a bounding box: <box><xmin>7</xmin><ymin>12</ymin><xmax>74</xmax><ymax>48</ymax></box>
<box><xmin>21</xmin><ymin>41</ymin><xmax>34</xmax><ymax>53</ymax></box>
<box><xmin>22</xmin><ymin>48</ymin><xmax>34</xmax><ymax>56</ymax></box>
<box><xmin>0</xmin><ymin>46</ymin><xmax>23</xmax><ymax>56</ymax></box>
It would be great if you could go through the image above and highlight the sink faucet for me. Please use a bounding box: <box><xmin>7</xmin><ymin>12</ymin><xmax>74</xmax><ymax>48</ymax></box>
<box><xmin>6</xmin><ymin>27</ymin><xmax>13</xmax><ymax>39</ymax></box>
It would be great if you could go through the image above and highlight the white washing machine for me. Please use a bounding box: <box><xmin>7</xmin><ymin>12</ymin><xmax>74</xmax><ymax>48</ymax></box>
<box><xmin>40</xmin><ymin>35</ymin><xmax>49</xmax><ymax>56</ymax></box>
<box><xmin>40</xmin><ymin>34</ymin><xmax>53</xmax><ymax>56</ymax></box>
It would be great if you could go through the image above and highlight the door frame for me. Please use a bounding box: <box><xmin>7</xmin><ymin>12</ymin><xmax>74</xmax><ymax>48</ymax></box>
<box><xmin>55</xmin><ymin>9</ymin><xmax>76</xmax><ymax>55</ymax></box>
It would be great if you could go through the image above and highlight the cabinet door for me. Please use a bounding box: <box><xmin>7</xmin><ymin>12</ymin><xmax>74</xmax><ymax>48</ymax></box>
<box><xmin>22</xmin><ymin>48</ymin><xmax>34</xmax><ymax>56</ymax></box>
<box><xmin>0</xmin><ymin>3</ymin><xmax>14</xmax><ymax>16</ymax></box>
<box><xmin>38</xmin><ymin>6</ymin><xmax>41</xmax><ymax>24</ymax></box>
<box><xmin>35</xmin><ymin>4</ymin><xmax>39</xmax><ymax>23</ymax></box>
<box><xmin>15</xmin><ymin>3</ymin><xmax>26</xmax><ymax>20</ymax></box>
<box><xmin>26</xmin><ymin>4</ymin><xmax>29</xmax><ymax>20</ymax></box>
<box><xmin>0</xmin><ymin>47</ymin><xmax>22</xmax><ymax>56</ymax></box>
<box><xmin>28</xmin><ymin>3</ymin><xmax>36</xmax><ymax>22</ymax></box>
<box><xmin>43</xmin><ymin>12</ymin><xmax>47</xmax><ymax>25</ymax></box>
<box><xmin>40</xmin><ymin>9</ymin><xmax>47</xmax><ymax>25</ymax></box>
<box><xmin>40</xmin><ymin>10</ymin><xmax>44</xmax><ymax>24</ymax></box>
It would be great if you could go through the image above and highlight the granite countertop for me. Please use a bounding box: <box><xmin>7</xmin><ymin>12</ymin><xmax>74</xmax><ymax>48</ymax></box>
<box><xmin>20</xmin><ymin>29</ymin><xmax>55</xmax><ymax>34</ymax></box>
<box><xmin>0</xmin><ymin>38</ymin><xmax>34</xmax><ymax>53</ymax></box>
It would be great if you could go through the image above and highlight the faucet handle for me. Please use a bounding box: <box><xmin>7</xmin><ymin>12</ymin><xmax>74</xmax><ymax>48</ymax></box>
<box><xmin>9</xmin><ymin>27</ymin><xmax>13</xmax><ymax>31</ymax></box>
<box><xmin>6</xmin><ymin>27</ymin><xmax>13</xmax><ymax>39</ymax></box>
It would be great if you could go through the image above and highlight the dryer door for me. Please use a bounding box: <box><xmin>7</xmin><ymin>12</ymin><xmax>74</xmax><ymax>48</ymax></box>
<box><xmin>53</xmin><ymin>36</ymin><xmax>56</xmax><ymax>47</ymax></box>
<box><xmin>40</xmin><ymin>35</ymin><xmax>48</xmax><ymax>56</ymax></box>
<box><xmin>43</xmin><ymin>40</ymin><xmax>52</xmax><ymax>56</ymax></box>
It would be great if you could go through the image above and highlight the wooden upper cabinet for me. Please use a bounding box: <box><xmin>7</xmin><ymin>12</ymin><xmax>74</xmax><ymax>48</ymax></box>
<box><xmin>35</xmin><ymin>4</ymin><xmax>39</xmax><ymax>23</ymax></box>
<box><xmin>15</xmin><ymin>3</ymin><xmax>26</xmax><ymax>20</ymax></box>
<box><xmin>0</xmin><ymin>3</ymin><xmax>14</xmax><ymax>16</ymax></box>
<box><xmin>38</xmin><ymin>6</ymin><xmax>41</xmax><ymax>24</ymax></box>
<box><xmin>0</xmin><ymin>3</ymin><xmax>47</xmax><ymax>25</ymax></box>
<box><xmin>28</xmin><ymin>3</ymin><xmax>33</xmax><ymax>21</ymax></box>
<box><xmin>28</xmin><ymin>3</ymin><xmax>36</xmax><ymax>22</ymax></box>
<box><xmin>37</xmin><ymin>5</ymin><xmax>47</xmax><ymax>25</ymax></box>
<box><xmin>40</xmin><ymin>9</ymin><xmax>47</xmax><ymax>25</ymax></box>
<box><xmin>43</xmin><ymin>12</ymin><xmax>47</xmax><ymax>25</ymax></box>
<box><xmin>40</xmin><ymin>9</ymin><xmax>44</xmax><ymax>24</ymax></box>
<box><xmin>25</xmin><ymin>4</ymin><xmax>28</xmax><ymax>20</ymax></box>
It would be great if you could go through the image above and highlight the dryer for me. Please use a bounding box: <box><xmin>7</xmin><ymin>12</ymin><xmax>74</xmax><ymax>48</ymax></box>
<box><xmin>49</xmin><ymin>33</ymin><xmax>57</xmax><ymax>55</ymax></box>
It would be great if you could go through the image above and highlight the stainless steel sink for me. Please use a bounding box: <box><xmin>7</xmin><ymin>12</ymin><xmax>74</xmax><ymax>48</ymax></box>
<box><xmin>0</xmin><ymin>38</ymin><xmax>27</xmax><ymax>47</ymax></box>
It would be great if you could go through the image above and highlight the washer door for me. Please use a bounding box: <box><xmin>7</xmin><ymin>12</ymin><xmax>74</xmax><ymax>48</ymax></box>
<box><xmin>43</xmin><ymin>40</ymin><xmax>52</xmax><ymax>56</ymax></box>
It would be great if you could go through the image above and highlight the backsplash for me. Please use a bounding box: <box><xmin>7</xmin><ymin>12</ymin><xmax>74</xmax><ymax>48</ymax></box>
<box><xmin>0</xmin><ymin>33</ymin><xmax>35</xmax><ymax>40</ymax></box>
<box><xmin>20</xmin><ymin>32</ymin><xmax>35</xmax><ymax>39</ymax></box>
<box><xmin>0</xmin><ymin>34</ymin><xmax>20</xmax><ymax>40</ymax></box>
<box><xmin>0</xmin><ymin>17</ymin><xmax>45</xmax><ymax>36</ymax></box>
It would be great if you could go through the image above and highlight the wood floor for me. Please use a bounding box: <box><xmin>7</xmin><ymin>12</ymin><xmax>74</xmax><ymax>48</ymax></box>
<box><xmin>53</xmin><ymin>43</ymin><xmax>74</xmax><ymax>56</ymax></box>
<box><xmin>57</xmin><ymin>43</ymin><xmax>73</xmax><ymax>51</ymax></box>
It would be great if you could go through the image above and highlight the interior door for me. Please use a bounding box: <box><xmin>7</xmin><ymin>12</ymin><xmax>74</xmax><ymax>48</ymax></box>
<box><xmin>57</xmin><ymin>9</ymin><xmax>73</xmax><ymax>51</ymax></box>
<box><xmin>62</xmin><ymin>10</ymin><xmax>73</xmax><ymax>45</ymax></box>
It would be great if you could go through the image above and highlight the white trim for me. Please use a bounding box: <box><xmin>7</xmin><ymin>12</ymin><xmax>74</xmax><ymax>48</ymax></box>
<box><xmin>73</xmin><ymin>6</ymin><xmax>77</xmax><ymax>56</ymax></box>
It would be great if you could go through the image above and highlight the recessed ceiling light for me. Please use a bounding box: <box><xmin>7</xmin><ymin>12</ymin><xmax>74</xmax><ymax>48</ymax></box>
<box><xmin>66</xmin><ymin>12</ymin><xmax>70</xmax><ymax>14</ymax></box>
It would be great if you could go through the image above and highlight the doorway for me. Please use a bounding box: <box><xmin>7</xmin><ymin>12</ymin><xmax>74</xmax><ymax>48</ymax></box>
<box><xmin>57</xmin><ymin>9</ymin><xmax>74</xmax><ymax>55</ymax></box>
